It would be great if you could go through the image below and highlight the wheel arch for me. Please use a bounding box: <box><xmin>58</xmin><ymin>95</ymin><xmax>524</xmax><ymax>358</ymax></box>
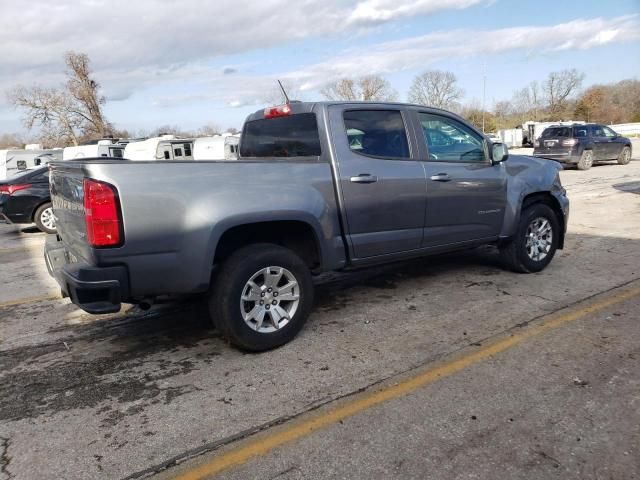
<box><xmin>520</xmin><ymin>192</ymin><xmax>566</xmax><ymax>249</ymax></box>
<box><xmin>211</xmin><ymin>217</ymin><xmax>325</xmax><ymax>274</ymax></box>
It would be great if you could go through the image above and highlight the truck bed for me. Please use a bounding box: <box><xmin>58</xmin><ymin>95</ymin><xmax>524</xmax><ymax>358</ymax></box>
<box><xmin>49</xmin><ymin>159</ymin><xmax>346</xmax><ymax>301</ymax></box>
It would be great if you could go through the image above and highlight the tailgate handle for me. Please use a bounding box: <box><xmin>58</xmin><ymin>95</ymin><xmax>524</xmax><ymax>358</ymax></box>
<box><xmin>350</xmin><ymin>174</ymin><xmax>378</xmax><ymax>184</ymax></box>
<box><xmin>430</xmin><ymin>173</ymin><xmax>451</xmax><ymax>182</ymax></box>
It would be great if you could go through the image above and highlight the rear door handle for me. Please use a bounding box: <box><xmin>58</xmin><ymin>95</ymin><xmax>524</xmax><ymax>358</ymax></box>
<box><xmin>350</xmin><ymin>174</ymin><xmax>378</xmax><ymax>184</ymax></box>
<box><xmin>430</xmin><ymin>173</ymin><xmax>451</xmax><ymax>182</ymax></box>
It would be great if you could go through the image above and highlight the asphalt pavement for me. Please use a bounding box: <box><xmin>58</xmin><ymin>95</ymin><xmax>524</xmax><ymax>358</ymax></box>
<box><xmin>1</xmin><ymin>156</ymin><xmax>639</xmax><ymax>480</ymax></box>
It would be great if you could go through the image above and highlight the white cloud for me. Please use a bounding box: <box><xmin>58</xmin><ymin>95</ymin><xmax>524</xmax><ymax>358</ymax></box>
<box><xmin>291</xmin><ymin>15</ymin><xmax>639</xmax><ymax>85</ymax></box>
<box><xmin>240</xmin><ymin>15</ymin><xmax>640</xmax><ymax>105</ymax></box>
<box><xmin>0</xmin><ymin>0</ymin><xmax>490</xmax><ymax>108</ymax></box>
<box><xmin>151</xmin><ymin>14</ymin><xmax>640</xmax><ymax>110</ymax></box>
<box><xmin>348</xmin><ymin>0</ymin><xmax>487</xmax><ymax>24</ymax></box>
<box><xmin>0</xmin><ymin>0</ymin><xmax>488</xmax><ymax>72</ymax></box>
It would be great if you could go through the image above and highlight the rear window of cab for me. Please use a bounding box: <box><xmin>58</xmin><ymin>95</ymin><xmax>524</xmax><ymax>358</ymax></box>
<box><xmin>240</xmin><ymin>113</ymin><xmax>321</xmax><ymax>158</ymax></box>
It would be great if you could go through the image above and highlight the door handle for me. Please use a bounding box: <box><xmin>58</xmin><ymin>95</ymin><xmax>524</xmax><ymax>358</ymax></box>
<box><xmin>350</xmin><ymin>174</ymin><xmax>378</xmax><ymax>184</ymax></box>
<box><xmin>430</xmin><ymin>173</ymin><xmax>451</xmax><ymax>182</ymax></box>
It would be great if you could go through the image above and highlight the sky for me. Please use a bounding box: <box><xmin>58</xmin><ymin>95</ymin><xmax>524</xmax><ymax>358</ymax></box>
<box><xmin>0</xmin><ymin>0</ymin><xmax>639</xmax><ymax>135</ymax></box>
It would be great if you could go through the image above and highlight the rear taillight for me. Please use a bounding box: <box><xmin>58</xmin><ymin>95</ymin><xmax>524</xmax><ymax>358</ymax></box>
<box><xmin>264</xmin><ymin>104</ymin><xmax>292</xmax><ymax>119</ymax></box>
<box><xmin>562</xmin><ymin>138</ymin><xmax>578</xmax><ymax>146</ymax></box>
<box><xmin>0</xmin><ymin>184</ymin><xmax>32</xmax><ymax>195</ymax></box>
<box><xmin>83</xmin><ymin>178</ymin><xmax>122</xmax><ymax>247</ymax></box>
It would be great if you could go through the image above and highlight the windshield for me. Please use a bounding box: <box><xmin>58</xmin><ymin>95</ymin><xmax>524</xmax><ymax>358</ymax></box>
<box><xmin>240</xmin><ymin>113</ymin><xmax>321</xmax><ymax>158</ymax></box>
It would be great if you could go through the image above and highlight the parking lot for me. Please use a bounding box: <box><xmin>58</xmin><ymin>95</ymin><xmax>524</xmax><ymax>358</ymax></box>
<box><xmin>1</xmin><ymin>152</ymin><xmax>639</xmax><ymax>480</ymax></box>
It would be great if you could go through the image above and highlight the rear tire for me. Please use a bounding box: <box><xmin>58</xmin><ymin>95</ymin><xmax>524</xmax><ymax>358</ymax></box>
<box><xmin>209</xmin><ymin>243</ymin><xmax>314</xmax><ymax>352</ymax></box>
<box><xmin>500</xmin><ymin>203</ymin><xmax>559</xmax><ymax>273</ymax></box>
<box><xmin>577</xmin><ymin>149</ymin><xmax>593</xmax><ymax>170</ymax></box>
<box><xmin>617</xmin><ymin>146</ymin><xmax>631</xmax><ymax>165</ymax></box>
<box><xmin>34</xmin><ymin>202</ymin><xmax>56</xmax><ymax>234</ymax></box>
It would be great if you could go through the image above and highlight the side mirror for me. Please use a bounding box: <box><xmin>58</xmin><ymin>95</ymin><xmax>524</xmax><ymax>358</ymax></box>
<box><xmin>491</xmin><ymin>142</ymin><xmax>509</xmax><ymax>164</ymax></box>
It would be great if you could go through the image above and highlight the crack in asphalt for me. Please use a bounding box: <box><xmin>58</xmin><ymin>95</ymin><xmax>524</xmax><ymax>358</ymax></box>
<box><xmin>0</xmin><ymin>437</ymin><xmax>12</xmax><ymax>480</ymax></box>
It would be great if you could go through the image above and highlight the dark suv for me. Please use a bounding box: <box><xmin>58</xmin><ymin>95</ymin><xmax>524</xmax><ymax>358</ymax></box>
<box><xmin>533</xmin><ymin>123</ymin><xmax>632</xmax><ymax>170</ymax></box>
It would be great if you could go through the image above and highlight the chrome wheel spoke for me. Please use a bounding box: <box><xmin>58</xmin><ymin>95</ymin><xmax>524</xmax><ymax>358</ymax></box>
<box><xmin>242</xmin><ymin>289</ymin><xmax>261</xmax><ymax>302</ymax></box>
<box><xmin>254</xmin><ymin>308</ymin><xmax>266</xmax><ymax>331</ymax></box>
<box><xmin>270</xmin><ymin>308</ymin><xmax>282</xmax><ymax>329</ymax></box>
<box><xmin>277</xmin><ymin>281</ymin><xmax>299</xmax><ymax>300</ymax></box>
<box><xmin>243</xmin><ymin>305</ymin><xmax>262</xmax><ymax>322</ymax></box>
<box><xmin>264</xmin><ymin>267</ymin><xmax>284</xmax><ymax>288</ymax></box>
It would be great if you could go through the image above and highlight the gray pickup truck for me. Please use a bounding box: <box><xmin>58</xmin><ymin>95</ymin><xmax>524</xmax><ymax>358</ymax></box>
<box><xmin>45</xmin><ymin>101</ymin><xmax>569</xmax><ymax>351</ymax></box>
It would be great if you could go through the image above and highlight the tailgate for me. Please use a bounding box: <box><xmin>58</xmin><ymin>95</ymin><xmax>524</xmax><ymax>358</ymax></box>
<box><xmin>49</xmin><ymin>163</ymin><xmax>93</xmax><ymax>262</ymax></box>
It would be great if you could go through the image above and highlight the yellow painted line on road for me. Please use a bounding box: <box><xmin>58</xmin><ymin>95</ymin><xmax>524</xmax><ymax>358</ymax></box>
<box><xmin>172</xmin><ymin>283</ymin><xmax>640</xmax><ymax>480</ymax></box>
<box><xmin>0</xmin><ymin>293</ymin><xmax>61</xmax><ymax>309</ymax></box>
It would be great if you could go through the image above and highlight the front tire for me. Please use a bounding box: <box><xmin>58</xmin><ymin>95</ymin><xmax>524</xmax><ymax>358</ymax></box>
<box><xmin>577</xmin><ymin>149</ymin><xmax>593</xmax><ymax>170</ymax></box>
<box><xmin>617</xmin><ymin>146</ymin><xmax>631</xmax><ymax>165</ymax></box>
<box><xmin>209</xmin><ymin>243</ymin><xmax>314</xmax><ymax>351</ymax></box>
<box><xmin>500</xmin><ymin>203</ymin><xmax>559</xmax><ymax>273</ymax></box>
<box><xmin>34</xmin><ymin>202</ymin><xmax>56</xmax><ymax>234</ymax></box>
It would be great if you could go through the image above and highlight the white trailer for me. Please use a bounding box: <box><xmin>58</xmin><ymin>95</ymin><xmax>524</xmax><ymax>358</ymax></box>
<box><xmin>63</xmin><ymin>139</ymin><xmax>126</xmax><ymax>160</ymax></box>
<box><xmin>497</xmin><ymin>128</ymin><xmax>524</xmax><ymax>148</ymax></box>
<box><xmin>0</xmin><ymin>149</ymin><xmax>61</xmax><ymax>180</ymax></box>
<box><xmin>123</xmin><ymin>135</ymin><xmax>194</xmax><ymax>161</ymax></box>
<box><xmin>193</xmin><ymin>134</ymin><xmax>240</xmax><ymax>160</ymax></box>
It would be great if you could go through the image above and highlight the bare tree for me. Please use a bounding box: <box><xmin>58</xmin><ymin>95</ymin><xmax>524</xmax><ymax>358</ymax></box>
<box><xmin>148</xmin><ymin>125</ymin><xmax>187</xmax><ymax>137</ymax></box>
<box><xmin>196</xmin><ymin>123</ymin><xmax>222</xmax><ymax>137</ymax></box>
<box><xmin>359</xmin><ymin>75</ymin><xmax>397</xmax><ymax>101</ymax></box>
<box><xmin>543</xmin><ymin>69</ymin><xmax>585</xmax><ymax>117</ymax></box>
<box><xmin>8</xmin><ymin>85</ymin><xmax>83</xmax><ymax>145</ymax></box>
<box><xmin>407</xmin><ymin>70</ymin><xmax>463</xmax><ymax>110</ymax></box>
<box><xmin>321</xmin><ymin>75</ymin><xmax>397</xmax><ymax>101</ymax></box>
<box><xmin>8</xmin><ymin>51</ymin><xmax>110</xmax><ymax>146</ymax></box>
<box><xmin>0</xmin><ymin>133</ymin><xmax>38</xmax><ymax>149</ymax></box>
<box><xmin>64</xmin><ymin>52</ymin><xmax>110</xmax><ymax>137</ymax></box>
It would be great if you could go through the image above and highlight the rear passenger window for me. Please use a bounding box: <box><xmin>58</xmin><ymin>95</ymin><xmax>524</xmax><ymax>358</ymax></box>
<box><xmin>574</xmin><ymin>126</ymin><xmax>588</xmax><ymax>138</ymax></box>
<box><xmin>419</xmin><ymin>113</ymin><xmax>486</xmax><ymax>163</ymax></box>
<box><xmin>343</xmin><ymin>110</ymin><xmax>410</xmax><ymax>159</ymax></box>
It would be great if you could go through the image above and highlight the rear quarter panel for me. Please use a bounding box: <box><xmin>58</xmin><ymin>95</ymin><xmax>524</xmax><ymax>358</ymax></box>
<box><xmin>72</xmin><ymin>160</ymin><xmax>344</xmax><ymax>297</ymax></box>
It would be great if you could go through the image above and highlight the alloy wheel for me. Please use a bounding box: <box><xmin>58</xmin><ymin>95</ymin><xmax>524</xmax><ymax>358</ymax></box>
<box><xmin>40</xmin><ymin>207</ymin><xmax>56</xmax><ymax>231</ymax></box>
<box><xmin>239</xmin><ymin>266</ymin><xmax>300</xmax><ymax>333</ymax></box>
<box><xmin>525</xmin><ymin>217</ymin><xmax>553</xmax><ymax>262</ymax></box>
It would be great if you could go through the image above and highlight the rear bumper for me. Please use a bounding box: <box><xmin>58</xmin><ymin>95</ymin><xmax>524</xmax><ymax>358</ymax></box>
<box><xmin>532</xmin><ymin>150</ymin><xmax>581</xmax><ymax>164</ymax></box>
<box><xmin>44</xmin><ymin>235</ymin><xmax>129</xmax><ymax>314</ymax></box>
